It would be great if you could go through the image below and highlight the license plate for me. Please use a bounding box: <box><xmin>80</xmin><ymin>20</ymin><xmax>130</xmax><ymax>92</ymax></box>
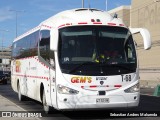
<box><xmin>96</xmin><ymin>98</ymin><xmax>109</xmax><ymax>103</ymax></box>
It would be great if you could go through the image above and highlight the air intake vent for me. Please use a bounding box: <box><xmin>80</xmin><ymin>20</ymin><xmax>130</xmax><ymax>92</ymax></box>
<box><xmin>75</xmin><ymin>8</ymin><xmax>103</xmax><ymax>12</ymax></box>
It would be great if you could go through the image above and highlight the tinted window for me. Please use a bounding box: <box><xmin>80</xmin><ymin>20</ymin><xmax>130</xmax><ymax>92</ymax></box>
<box><xmin>12</xmin><ymin>31</ymin><xmax>39</xmax><ymax>59</ymax></box>
<box><xmin>39</xmin><ymin>30</ymin><xmax>50</xmax><ymax>61</ymax></box>
<box><xmin>58</xmin><ymin>26</ymin><xmax>137</xmax><ymax>75</ymax></box>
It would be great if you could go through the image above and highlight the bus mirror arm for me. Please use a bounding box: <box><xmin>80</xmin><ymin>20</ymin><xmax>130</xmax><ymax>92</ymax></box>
<box><xmin>50</xmin><ymin>28</ymin><xmax>58</xmax><ymax>51</ymax></box>
<box><xmin>129</xmin><ymin>28</ymin><xmax>152</xmax><ymax>50</ymax></box>
<box><xmin>134</xmin><ymin>40</ymin><xmax>137</xmax><ymax>47</ymax></box>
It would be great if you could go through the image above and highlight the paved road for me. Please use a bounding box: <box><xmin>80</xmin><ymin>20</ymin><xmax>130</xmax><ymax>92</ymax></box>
<box><xmin>0</xmin><ymin>83</ymin><xmax>160</xmax><ymax>120</ymax></box>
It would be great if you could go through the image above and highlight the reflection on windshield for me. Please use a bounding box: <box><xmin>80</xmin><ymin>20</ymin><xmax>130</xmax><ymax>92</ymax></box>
<box><xmin>58</xmin><ymin>26</ymin><xmax>137</xmax><ymax>75</ymax></box>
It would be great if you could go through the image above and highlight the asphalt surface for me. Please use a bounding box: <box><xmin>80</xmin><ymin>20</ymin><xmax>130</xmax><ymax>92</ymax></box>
<box><xmin>0</xmin><ymin>82</ymin><xmax>160</xmax><ymax>120</ymax></box>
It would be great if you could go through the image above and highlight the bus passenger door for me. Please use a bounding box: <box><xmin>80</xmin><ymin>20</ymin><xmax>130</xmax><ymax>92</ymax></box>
<box><xmin>39</xmin><ymin>30</ymin><xmax>56</xmax><ymax>107</ymax></box>
<box><xmin>49</xmin><ymin>52</ymin><xmax>57</xmax><ymax>108</ymax></box>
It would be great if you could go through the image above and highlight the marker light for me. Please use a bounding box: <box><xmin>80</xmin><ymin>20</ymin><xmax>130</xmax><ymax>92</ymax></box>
<box><xmin>108</xmin><ymin>23</ymin><xmax>116</xmax><ymax>26</ymax></box>
<box><xmin>91</xmin><ymin>19</ymin><xmax>95</xmax><ymax>22</ymax></box>
<box><xmin>96</xmin><ymin>19</ymin><xmax>101</xmax><ymax>22</ymax></box>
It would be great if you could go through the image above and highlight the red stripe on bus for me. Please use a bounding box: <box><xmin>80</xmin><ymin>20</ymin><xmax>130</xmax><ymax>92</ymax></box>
<box><xmin>90</xmin><ymin>85</ymin><xmax>97</xmax><ymax>88</ymax></box>
<box><xmin>81</xmin><ymin>86</ymin><xmax>84</xmax><ymax>88</ymax></box>
<box><xmin>78</xmin><ymin>22</ymin><xmax>88</xmax><ymax>24</ymax></box>
<box><xmin>119</xmin><ymin>24</ymin><xmax>125</xmax><ymax>26</ymax></box>
<box><xmin>42</xmin><ymin>24</ymin><xmax>52</xmax><ymax>29</ymax></box>
<box><xmin>13</xmin><ymin>74</ymin><xmax>49</xmax><ymax>80</ymax></box>
<box><xmin>58</xmin><ymin>24</ymin><xmax>65</xmax><ymax>28</ymax></box>
<box><xmin>66</xmin><ymin>23</ymin><xmax>72</xmax><ymax>26</ymax></box>
<box><xmin>107</xmin><ymin>23</ymin><xmax>116</xmax><ymax>26</ymax></box>
<box><xmin>93</xmin><ymin>22</ymin><xmax>102</xmax><ymax>24</ymax></box>
<box><xmin>114</xmin><ymin>85</ymin><xmax>122</xmax><ymax>88</ymax></box>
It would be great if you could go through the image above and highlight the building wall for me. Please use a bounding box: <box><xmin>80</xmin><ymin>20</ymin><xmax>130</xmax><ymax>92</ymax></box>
<box><xmin>0</xmin><ymin>47</ymin><xmax>11</xmax><ymax>71</ymax></box>
<box><xmin>0</xmin><ymin>47</ymin><xmax>11</xmax><ymax>59</ymax></box>
<box><xmin>108</xmin><ymin>6</ymin><xmax>130</xmax><ymax>26</ymax></box>
<box><xmin>131</xmin><ymin>0</ymin><xmax>160</xmax><ymax>69</ymax></box>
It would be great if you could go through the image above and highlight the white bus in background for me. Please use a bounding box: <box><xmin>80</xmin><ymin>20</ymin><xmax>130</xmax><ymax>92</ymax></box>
<box><xmin>11</xmin><ymin>8</ymin><xmax>151</xmax><ymax>113</ymax></box>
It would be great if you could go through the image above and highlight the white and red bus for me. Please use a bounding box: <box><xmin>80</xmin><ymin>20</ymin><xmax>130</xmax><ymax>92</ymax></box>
<box><xmin>11</xmin><ymin>8</ymin><xmax>151</xmax><ymax>113</ymax></box>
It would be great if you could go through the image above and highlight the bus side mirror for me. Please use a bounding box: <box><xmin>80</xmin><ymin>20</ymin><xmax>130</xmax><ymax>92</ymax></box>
<box><xmin>50</xmin><ymin>28</ymin><xmax>58</xmax><ymax>51</ymax></box>
<box><xmin>129</xmin><ymin>28</ymin><xmax>151</xmax><ymax>50</ymax></box>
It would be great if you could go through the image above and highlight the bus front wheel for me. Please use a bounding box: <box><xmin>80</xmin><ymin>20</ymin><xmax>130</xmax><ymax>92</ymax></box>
<box><xmin>17</xmin><ymin>83</ymin><xmax>25</xmax><ymax>101</ymax></box>
<box><xmin>42</xmin><ymin>89</ymin><xmax>51</xmax><ymax>114</ymax></box>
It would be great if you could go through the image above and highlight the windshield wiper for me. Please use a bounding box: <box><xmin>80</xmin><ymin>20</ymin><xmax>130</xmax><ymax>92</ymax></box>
<box><xmin>68</xmin><ymin>61</ymin><xmax>96</xmax><ymax>74</ymax></box>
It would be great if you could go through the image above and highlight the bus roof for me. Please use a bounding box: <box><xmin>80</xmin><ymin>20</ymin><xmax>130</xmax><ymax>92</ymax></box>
<box><xmin>14</xmin><ymin>8</ymin><xmax>126</xmax><ymax>42</ymax></box>
<box><xmin>40</xmin><ymin>8</ymin><xmax>126</xmax><ymax>28</ymax></box>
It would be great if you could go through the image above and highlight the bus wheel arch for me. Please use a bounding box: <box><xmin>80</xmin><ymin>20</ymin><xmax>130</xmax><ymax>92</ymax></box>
<box><xmin>40</xmin><ymin>83</ymin><xmax>44</xmax><ymax>102</ymax></box>
<box><xmin>17</xmin><ymin>79</ymin><xmax>25</xmax><ymax>101</ymax></box>
<box><xmin>17</xmin><ymin>79</ymin><xmax>19</xmax><ymax>92</ymax></box>
<box><xmin>40</xmin><ymin>83</ymin><xmax>51</xmax><ymax>114</ymax></box>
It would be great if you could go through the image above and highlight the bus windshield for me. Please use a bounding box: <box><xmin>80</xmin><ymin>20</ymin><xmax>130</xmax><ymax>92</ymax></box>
<box><xmin>58</xmin><ymin>26</ymin><xmax>137</xmax><ymax>76</ymax></box>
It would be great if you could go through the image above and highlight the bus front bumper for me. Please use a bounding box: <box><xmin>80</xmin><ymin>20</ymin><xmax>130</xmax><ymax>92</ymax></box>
<box><xmin>57</xmin><ymin>93</ymin><xmax>140</xmax><ymax>110</ymax></box>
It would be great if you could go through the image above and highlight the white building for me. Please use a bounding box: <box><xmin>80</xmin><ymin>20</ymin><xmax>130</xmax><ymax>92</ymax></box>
<box><xmin>0</xmin><ymin>47</ymin><xmax>11</xmax><ymax>71</ymax></box>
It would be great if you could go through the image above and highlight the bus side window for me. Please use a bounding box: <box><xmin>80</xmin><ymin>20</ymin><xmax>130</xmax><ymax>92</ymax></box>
<box><xmin>39</xmin><ymin>30</ymin><xmax>50</xmax><ymax>61</ymax></box>
<box><xmin>30</xmin><ymin>31</ymin><xmax>38</xmax><ymax>56</ymax></box>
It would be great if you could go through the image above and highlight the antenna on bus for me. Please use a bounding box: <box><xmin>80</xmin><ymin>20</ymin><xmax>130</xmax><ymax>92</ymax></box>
<box><xmin>82</xmin><ymin>0</ymin><xmax>91</xmax><ymax>9</ymax></box>
<box><xmin>88</xmin><ymin>0</ymin><xmax>91</xmax><ymax>9</ymax></box>
<box><xmin>82</xmin><ymin>0</ymin><xmax>84</xmax><ymax>8</ymax></box>
<box><xmin>106</xmin><ymin>0</ymin><xmax>108</xmax><ymax>11</ymax></box>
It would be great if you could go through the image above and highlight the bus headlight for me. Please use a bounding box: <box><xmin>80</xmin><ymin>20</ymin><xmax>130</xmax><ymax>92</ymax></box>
<box><xmin>57</xmin><ymin>85</ymin><xmax>79</xmax><ymax>94</ymax></box>
<box><xmin>124</xmin><ymin>83</ymin><xmax>140</xmax><ymax>93</ymax></box>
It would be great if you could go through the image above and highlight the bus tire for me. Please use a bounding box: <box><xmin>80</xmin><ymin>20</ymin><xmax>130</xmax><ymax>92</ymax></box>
<box><xmin>42</xmin><ymin>89</ymin><xmax>51</xmax><ymax>114</ymax></box>
<box><xmin>17</xmin><ymin>82</ymin><xmax>25</xmax><ymax>101</ymax></box>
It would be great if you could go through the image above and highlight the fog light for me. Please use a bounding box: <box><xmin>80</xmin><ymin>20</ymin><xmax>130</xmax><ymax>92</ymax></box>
<box><xmin>134</xmin><ymin>96</ymin><xmax>137</xmax><ymax>100</ymax></box>
<box><xmin>64</xmin><ymin>98</ymin><xmax>67</xmax><ymax>102</ymax></box>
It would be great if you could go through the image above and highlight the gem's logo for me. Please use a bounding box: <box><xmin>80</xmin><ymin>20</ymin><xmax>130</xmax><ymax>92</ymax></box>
<box><xmin>71</xmin><ymin>77</ymin><xmax>92</xmax><ymax>83</ymax></box>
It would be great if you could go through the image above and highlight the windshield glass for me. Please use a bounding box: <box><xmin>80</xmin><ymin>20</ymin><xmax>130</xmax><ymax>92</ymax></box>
<box><xmin>58</xmin><ymin>26</ymin><xmax>137</xmax><ymax>76</ymax></box>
